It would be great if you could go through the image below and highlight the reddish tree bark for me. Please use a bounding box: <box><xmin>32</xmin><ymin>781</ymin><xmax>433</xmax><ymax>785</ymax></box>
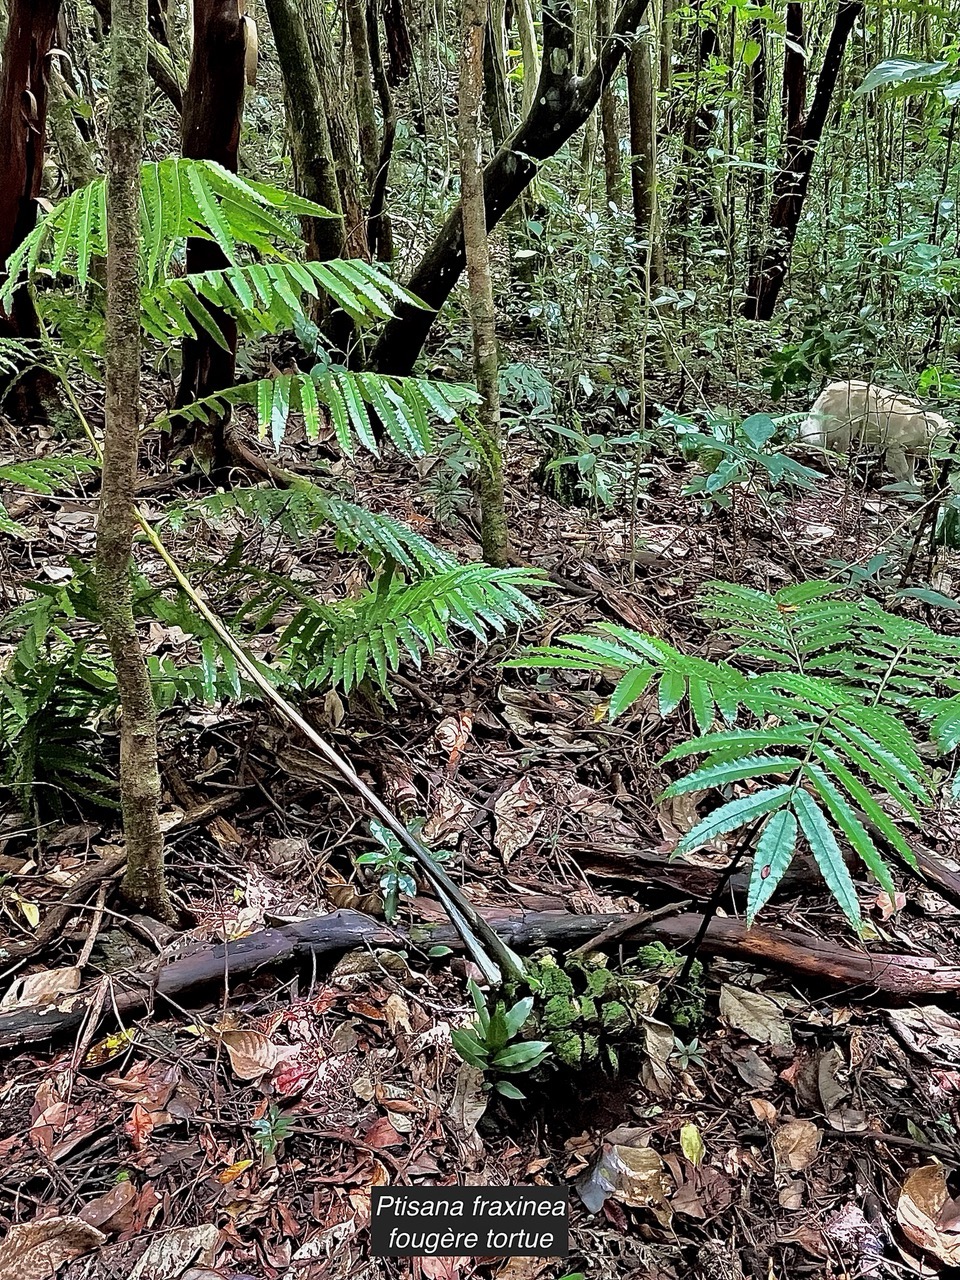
<box><xmin>0</xmin><ymin>0</ymin><xmax>63</xmax><ymax>337</ymax></box>
<box><xmin>172</xmin><ymin>0</ymin><xmax>247</xmax><ymax>470</ymax></box>
<box><xmin>743</xmin><ymin>1</ymin><xmax>863</xmax><ymax>320</ymax></box>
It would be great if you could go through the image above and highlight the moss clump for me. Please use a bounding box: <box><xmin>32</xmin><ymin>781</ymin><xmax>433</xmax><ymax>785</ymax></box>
<box><xmin>521</xmin><ymin>952</ymin><xmax>660</xmax><ymax>1071</ymax></box>
<box><xmin>628</xmin><ymin>942</ymin><xmax>705</xmax><ymax>1033</ymax></box>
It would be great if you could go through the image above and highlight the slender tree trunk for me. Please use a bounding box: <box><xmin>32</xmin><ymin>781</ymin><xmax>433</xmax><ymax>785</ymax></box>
<box><xmin>89</xmin><ymin>0</ymin><xmax>184</xmax><ymax>110</ymax></box>
<box><xmin>483</xmin><ymin>0</ymin><xmax>512</xmax><ymax>149</ymax></box>
<box><xmin>371</xmin><ymin>0</ymin><xmax>653</xmax><ymax>375</ymax></box>
<box><xmin>367</xmin><ymin>0</ymin><xmax>397</xmax><ymax>260</ymax></box>
<box><xmin>0</xmin><ymin>0</ymin><xmax>63</xmax><ymax>338</ymax></box>
<box><xmin>172</xmin><ymin>0</ymin><xmax>246</xmax><ymax>471</ymax></box>
<box><xmin>597</xmin><ymin>0</ymin><xmax>622</xmax><ymax>205</ymax></box>
<box><xmin>514</xmin><ymin>0</ymin><xmax>539</xmax><ymax>116</ymax></box>
<box><xmin>346</xmin><ymin>0</ymin><xmax>381</xmax><ymax>198</ymax></box>
<box><xmin>265</xmin><ymin>0</ymin><xmax>352</xmax><ymax>353</ymax></box>
<box><xmin>744</xmin><ymin>17</ymin><xmax>767</xmax><ymax>283</ymax></box>
<box><xmin>627</xmin><ymin>34</ymin><xmax>655</xmax><ymax>245</ymax></box>
<box><xmin>743</xmin><ymin>0</ymin><xmax>863</xmax><ymax>319</ymax></box>
<box><xmin>673</xmin><ymin>17</ymin><xmax>719</xmax><ymax>230</ymax></box>
<box><xmin>264</xmin><ymin>0</ymin><xmax>345</xmax><ymax>265</ymax></box>
<box><xmin>48</xmin><ymin>66</ymin><xmax>99</xmax><ymax>189</ymax></box>
<box><xmin>460</xmin><ymin>0</ymin><xmax>508</xmax><ymax>567</ymax></box>
<box><xmin>382</xmin><ymin>0</ymin><xmax>412</xmax><ymax>84</ymax></box>
<box><xmin>300</xmin><ymin>0</ymin><xmax>367</xmax><ymax>260</ymax></box>
<box><xmin>98</xmin><ymin>0</ymin><xmax>173</xmax><ymax>922</ymax></box>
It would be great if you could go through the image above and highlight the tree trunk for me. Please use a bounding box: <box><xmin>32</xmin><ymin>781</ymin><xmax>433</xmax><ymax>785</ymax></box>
<box><xmin>48</xmin><ymin>66</ymin><xmax>99</xmax><ymax>189</ymax></box>
<box><xmin>744</xmin><ymin>17</ymin><xmax>768</xmax><ymax>283</ymax></box>
<box><xmin>98</xmin><ymin>0</ymin><xmax>173</xmax><ymax>923</ymax></box>
<box><xmin>265</xmin><ymin>0</ymin><xmax>350</xmax><ymax>355</ymax></box>
<box><xmin>300</xmin><ymin>0</ymin><xmax>368</xmax><ymax>261</ymax></box>
<box><xmin>89</xmin><ymin>0</ymin><xmax>184</xmax><ymax>110</ymax></box>
<box><xmin>672</xmin><ymin>18</ymin><xmax>719</xmax><ymax>230</ymax></box>
<box><xmin>172</xmin><ymin>0</ymin><xmax>246</xmax><ymax>471</ymax></box>
<box><xmin>0</xmin><ymin>0</ymin><xmax>63</xmax><ymax>339</ymax></box>
<box><xmin>371</xmin><ymin>0</ymin><xmax>653</xmax><ymax>376</ymax></box>
<box><xmin>367</xmin><ymin>0</ymin><xmax>397</xmax><ymax>261</ymax></box>
<box><xmin>483</xmin><ymin>0</ymin><xmax>512</xmax><ymax>150</ymax></box>
<box><xmin>460</xmin><ymin>0</ymin><xmax>508</xmax><ymax>567</ymax></box>
<box><xmin>382</xmin><ymin>0</ymin><xmax>412</xmax><ymax>85</ymax></box>
<box><xmin>346</xmin><ymin>0</ymin><xmax>381</xmax><ymax>199</ymax></box>
<box><xmin>597</xmin><ymin>0</ymin><xmax>622</xmax><ymax>205</ymax></box>
<box><xmin>514</xmin><ymin>0</ymin><xmax>539</xmax><ymax>117</ymax></box>
<box><xmin>743</xmin><ymin>0</ymin><xmax>863</xmax><ymax>320</ymax></box>
<box><xmin>626</xmin><ymin>34</ymin><xmax>655</xmax><ymax>247</ymax></box>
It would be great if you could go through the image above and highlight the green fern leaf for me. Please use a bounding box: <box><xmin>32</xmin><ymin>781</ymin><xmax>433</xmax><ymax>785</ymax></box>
<box><xmin>792</xmin><ymin>788</ymin><xmax>861</xmax><ymax>927</ymax></box>
<box><xmin>804</xmin><ymin>763</ymin><xmax>896</xmax><ymax>895</ymax></box>
<box><xmin>663</xmin><ymin>755</ymin><xmax>800</xmax><ymax>796</ymax></box>
<box><xmin>675</xmin><ymin>784</ymin><xmax>793</xmax><ymax>856</ymax></box>
<box><xmin>746</xmin><ymin>809</ymin><xmax>798</xmax><ymax>925</ymax></box>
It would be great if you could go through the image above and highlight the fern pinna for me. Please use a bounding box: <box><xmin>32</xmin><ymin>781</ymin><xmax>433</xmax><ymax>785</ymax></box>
<box><xmin>514</xmin><ymin>581</ymin><xmax>960</xmax><ymax>928</ymax></box>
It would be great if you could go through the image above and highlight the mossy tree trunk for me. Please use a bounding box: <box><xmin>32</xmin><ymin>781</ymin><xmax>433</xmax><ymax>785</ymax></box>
<box><xmin>300</xmin><ymin>0</ymin><xmax>368</xmax><ymax>260</ymax></box>
<box><xmin>459</xmin><ymin>0</ymin><xmax>508</xmax><ymax>567</ymax></box>
<box><xmin>264</xmin><ymin>0</ymin><xmax>352</xmax><ymax>353</ymax></box>
<box><xmin>97</xmin><ymin>0</ymin><xmax>173</xmax><ymax>922</ymax></box>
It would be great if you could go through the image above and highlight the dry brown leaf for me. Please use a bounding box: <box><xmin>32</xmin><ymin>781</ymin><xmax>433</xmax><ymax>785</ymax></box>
<box><xmin>449</xmin><ymin>1064</ymin><xmax>487</xmax><ymax>1138</ymax></box>
<box><xmin>772</xmin><ymin>1119</ymin><xmax>821</xmax><ymax>1172</ymax></box>
<box><xmin>606</xmin><ymin>1145</ymin><xmax>673</xmax><ymax>1224</ymax></box>
<box><xmin>897</xmin><ymin>1164</ymin><xmax>960</xmax><ymax>1266</ymax></box>
<box><xmin>749</xmin><ymin>1098</ymin><xmax>778</xmax><ymax>1126</ymax></box>
<box><xmin>435</xmin><ymin>711</ymin><xmax>473</xmax><ymax>770</ymax></box>
<box><xmin>219</xmin><ymin>1029</ymin><xmax>286</xmax><ymax>1080</ymax></box>
<box><xmin>493</xmin><ymin>777</ymin><xmax>545</xmax><ymax>863</ymax></box>
<box><xmin>778</xmin><ymin>1179</ymin><xmax>805</xmax><ymax>1210</ymax></box>
<box><xmin>0</xmin><ymin>1216</ymin><xmax>105</xmax><ymax>1280</ymax></box>
<box><xmin>128</xmin><ymin>1224</ymin><xmax>220</xmax><ymax>1280</ymax></box>
<box><xmin>0</xmin><ymin>967</ymin><xmax>81</xmax><ymax>1010</ymax></box>
<box><xmin>384</xmin><ymin>993</ymin><xmax>412</xmax><ymax>1038</ymax></box>
<box><xmin>77</xmin><ymin>1180</ymin><xmax>138</xmax><ymax>1232</ymax></box>
<box><xmin>888</xmin><ymin>1005</ymin><xmax>960</xmax><ymax>1065</ymax></box>
<box><xmin>719</xmin><ymin>985</ymin><xmax>792</xmax><ymax>1047</ymax></box>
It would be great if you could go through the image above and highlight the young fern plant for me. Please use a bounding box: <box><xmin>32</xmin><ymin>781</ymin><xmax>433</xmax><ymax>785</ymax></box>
<box><xmin>512</xmin><ymin>581</ymin><xmax>960</xmax><ymax>929</ymax></box>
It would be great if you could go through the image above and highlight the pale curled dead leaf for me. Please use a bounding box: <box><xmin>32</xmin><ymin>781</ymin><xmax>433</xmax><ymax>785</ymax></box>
<box><xmin>435</xmin><ymin>711</ymin><xmax>473</xmax><ymax>770</ymax></box>
<box><xmin>897</xmin><ymin>1164</ymin><xmax>960</xmax><ymax>1266</ymax></box>
<box><xmin>493</xmin><ymin>777</ymin><xmax>545</xmax><ymax>863</ymax></box>
<box><xmin>772</xmin><ymin>1119</ymin><xmax>821</xmax><ymax>1172</ymax></box>
<box><xmin>218</xmin><ymin>1029</ymin><xmax>292</xmax><ymax>1081</ymax></box>
<box><xmin>449</xmin><ymin>1064</ymin><xmax>487</xmax><ymax>1138</ymax></box>
<box><xmin>0</xmin><ymin>1216</ymin><xmax>105</xmax><ymax>1280</ymax></box>
<box><xmin>0</xmin><ymin>967</ymin><xmax>81</xmax><ymax>1010</ymax></box>
<box><xmin>128</xmin><ymin>1224</ymin><xmax>220</xmax><ymax>1280</ymax></box>
<box><xmin>720</xmin><ymin>985</ymin><xmax>792</xmax><ymax>1047</ymax></box>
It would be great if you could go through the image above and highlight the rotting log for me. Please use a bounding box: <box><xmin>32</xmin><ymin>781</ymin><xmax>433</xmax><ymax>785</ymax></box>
<box><xmin>2</xmin><ymin>908</ymin><xmax>958</xmax><ymax>1052</ymax></box>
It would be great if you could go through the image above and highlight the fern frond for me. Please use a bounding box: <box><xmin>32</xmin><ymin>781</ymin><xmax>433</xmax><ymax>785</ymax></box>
<box><xmin>283</xmin><ymin>565</ymin><xmax>544</xmax><ymax>695</ymax></box>
<box><xmin>182</xmin><ymin>483</ymin><xmax>456</xmax><ymax>576</ymax></box>
<box><xmin>154</xmin><ymin>370</ymin><xmax>478</xmax><ymax>458</ymax></box>
<box><xmin>2</xmin><ymin>158</ymin><xmax>333</xmax><ymax>302</ymax></box>
<box><xmin>0</xmin><ymin>455</ymin><xmax>98</xmax><ymax>537</ymax></box>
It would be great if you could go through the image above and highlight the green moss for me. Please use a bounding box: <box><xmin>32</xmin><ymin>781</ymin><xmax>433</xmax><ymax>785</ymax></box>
<box><xmin>601</xmin><ymin>1001</ymin><xmax>632</xmax><ymax>1035</ymax></box>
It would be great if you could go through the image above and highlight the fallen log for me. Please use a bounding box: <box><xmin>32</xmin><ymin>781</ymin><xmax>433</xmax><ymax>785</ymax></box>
<box><xmin>1</xmin><ymin>907</ymin><xmax>957</xmax><ymax>1052</ymax></box>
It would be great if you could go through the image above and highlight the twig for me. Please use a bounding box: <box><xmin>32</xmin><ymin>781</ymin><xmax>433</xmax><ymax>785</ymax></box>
<box><xmin>76</xmin><ymin>883</ymin><xmax>108</xmax><ymax>971</ymax></box>
<box><xmin>568</xmin><ymin>900</ymin><xmax>693</xmax><ymax>957</ymax></box>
